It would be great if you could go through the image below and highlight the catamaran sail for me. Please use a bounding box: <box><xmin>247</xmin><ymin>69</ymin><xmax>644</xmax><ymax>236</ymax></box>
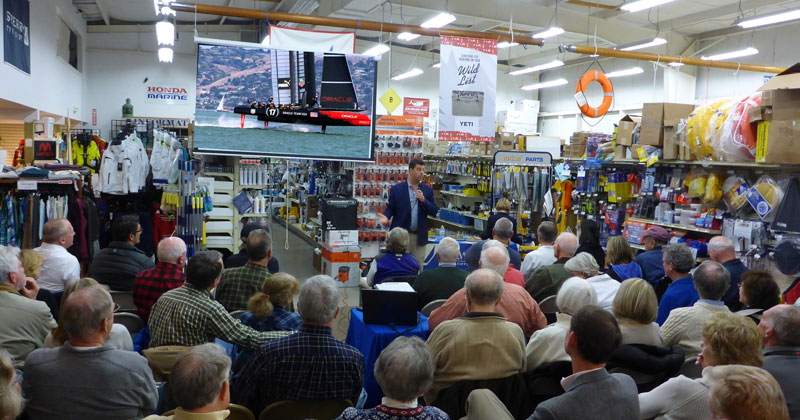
<box><xmin>216</xmin><ymin>94</ymin><xmax>225</xmax><ymax>112</ymax></box>
<box><xmin>320</xmin><ymin>53</ymin><xmax>360</xmax><ymax>111</ymax></box>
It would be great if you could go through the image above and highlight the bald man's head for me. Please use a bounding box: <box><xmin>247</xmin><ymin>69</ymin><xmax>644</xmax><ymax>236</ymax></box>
<box><xmin>480</xmin><ymin>243</ymin><xmax>510</xmax><ymax>277</ymax></box>
<box><xmin>554</xmin><ymin>232</ymin><xmax>578</xmax><ymax>259</ymax></box>
<box><xmin>157</xmin><ymin>237</ymin><xmax>188</xmax><ymax>264</ymax></box>
<box><xmin>708</xmin><ymin>236</ymin><xmax>736</xmax><ymax>263</ymax></box>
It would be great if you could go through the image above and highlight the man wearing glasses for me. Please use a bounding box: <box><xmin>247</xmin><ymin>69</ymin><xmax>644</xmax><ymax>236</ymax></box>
<box><xmin>89</xmin><ymin>214</ymin><xmax>154</xmax><ymax>291</ymax></box>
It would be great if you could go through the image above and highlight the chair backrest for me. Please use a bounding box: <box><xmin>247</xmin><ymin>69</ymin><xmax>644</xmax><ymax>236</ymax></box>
<box><xmin>538</xmin><ymin>295</ymin><xmax>558</xmax><ymax>314</ymax></box>
<box><xmin>258</xmin><ymin>399</ymin><xmax>353</xmax><ymax>420</ymax></box>
<box><xmin>114</xmin><ymin>312</ymin><xmax>144</xmax><ymax>337</ymax></box>
<box><xmin>678</xmin><ymin>356</ymin><xmax>703</xmax><ymax>379</ymax></box>
<box><xmin>110</xmin><ymin>290</ymin><xmax>136</xmax><ymax>312</ymax></box>
<box><xmin>381</xmin><ymin>275</ymin><xmax>417</xmax><ymax>285</ymax></box>
<box><xmin>421</xmin><ymin>299</ymin><xmax>447</xmax><ymax>317</ymax></box>
<box><xmin>230</xmin><ymin>310</ymin><xmax>246</xmax><ymax>320</ymax></box>
<box><xmin>162</xmin><ymin>404</ymin><xmax>254</xmax><ymax>420</ymax></box>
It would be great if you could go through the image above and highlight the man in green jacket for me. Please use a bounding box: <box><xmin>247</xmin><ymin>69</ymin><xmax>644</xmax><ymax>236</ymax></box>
<box><xmin>525</xmin><ymin>232</ymin><xmax>578</xmax><ymax>303</ymax></box>
<box><xmin>412</xmin><ymin>237</ymin><xmax>468</xmax><ymax>310</ymax></box>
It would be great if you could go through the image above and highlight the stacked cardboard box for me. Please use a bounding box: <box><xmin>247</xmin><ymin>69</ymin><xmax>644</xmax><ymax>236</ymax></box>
<box><xmin>564</xmin><ymin>132</ymin><xmax>591</xmax><ymax>158</ymax></box>
<box><xmin>756</xmin><ymin>64</ymin><xmax>800</xmax><ymax>164</ymax></box>
<box><xmin>640</xmin><ymin>102</ymin><xmax>696</xmax><ymax>160</ymax></box>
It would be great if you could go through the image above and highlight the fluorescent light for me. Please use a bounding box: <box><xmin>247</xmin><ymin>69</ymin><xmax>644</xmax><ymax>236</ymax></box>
<box><xmin>619</xmin><ymin>37</ymin><xmax>666</xmax><ymax>51</ymax></box>
<box><xmin>156</xmin><ymin>20</ymin><xmax>175</xmax><ymax>46</ymax></box>
<box><xmin>158</xmin><ymin>47</ymin><xmax>173</xmax><ymax>63</ymax></box>
<box><xmin>431</xmin><ymin>62</ymin><xmax>441</xmax><ymax>68</ymax></box>
<box><xmin>606</xmin><ymin>67</ymin><xmax>644</xmax><ymax>78</ymax></box>
<box><xmin>509</xmin><ymin>59</ymin><xmax>564</xmax><ymax>76</ymax></box>
<box><xmin>669</xmin><ymin>62</ymin><xmax>684</xmax><ymax>67</ymax></box>
<box><xmin>701</xmin><ymin>47</ymin><xmax>758</xmax><ymax>61</ymax></box>
<box><xmin>397</xmin><ymin>32</ymin><xmax>421</xmax><ymax>41</ymax></box>
<box><xmin>497</xmin><ymin>41</ymin><xmax>519</xmax><ymax>48</ymax></box>
<box><xmin>533</xmin><ymin>27</ymin><xmax>565</xmax><ymax>39</ymax></box>
<box><xmin>261</xmin><ymin>35</ymin><xmax>270</xmax><ymax>46</ymax></box>
<box><xmin>620</xmin><ymin>0</ymin><xmax>674</xmax><ymax>13</ymax></box>
<box><xmin>392</xmin><ymin>68</ymin><xmax>424</xmax><ymax>80</ymax></box>
<box><xmin>522</xmin><ymin>78</ymin><xmax>568</xmax><ymax>90</ymax></box>
<box><xmin>154</xmin><ymin>0</ymin><xmax>160</xmax><ymax>15</ymax></box>
<box><xmin>363</xmin><ymin>44</ymin><xmax>390</xmax><ymax>57</ymax></box>
<box><xmin>738</xmin><ymin>9</ymin><xmax>800</xmax><ymax>28</ymax></box>
<box><xmin>160</xmin><ymin>6</ymin><xmax>175</xmax><ymax>16</ymax></box>
<box><xmin>421</xmin><ymin>12</ymin><xmax>456</xmax><ymax>28</ymax></box>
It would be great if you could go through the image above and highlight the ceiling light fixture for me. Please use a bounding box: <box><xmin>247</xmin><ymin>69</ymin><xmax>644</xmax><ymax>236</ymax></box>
<box><xmin>618</xmin><ymin>37</ymin><xmax>667</xmax><ymax>51</ymax></box>
<box><xmin>521</xmin><ymin>78</ymin><xmax>568</xmax><ymax>90</ymax></box>
<box><xmin>158</xmin><ymin>47</ymin><xmax>173</xmax><ymax>63</ymax></box>
<box><xmin>533</xmin><ymin>27</ymin><xmax>565</xmax><ymax>39</ymax></box>
<box><xmin>701</xmin><ymin>47</ymin><xmax>758</xmax><ymax>61</ymax></box>
<box><xmin>392</xmin><ymin>68</ymin><xmax>424</xmax><ymax>81</ymax></box>
<box><xmin>606</xmin><ymin>67</ymin><xmax>644</xmax><ymax>78</ymax></box>
<box><xmin>620</xmin><ymin>0</ymin><xmax>674</xmax><ymax>13</ymax></box>
<box><xmin>421</xmin><ymin>12</ymin><xmax>456</xmax><ymax>29</ymax></box>
<box><xmin>156</xmin><ymin>20</ymin><xmax>175</xmax><ymax>46</ymax></box>
<box><xmin>497</xmin><ymin>41</ymin><xmax>519</xmax><ymax>48</ymax></box>
<box><xmin>669</xmin><ymin>62</ymin><xmax>684</xmax><ymax>67</ymax></box>
<box><xmin>397</xmin><ymin>32</ymin><xmax>421</xmax><ymax>41</ymax></box>
<box><xmin>509</xmin><ymin>59</ymin><xmax>564</xmax><ymax>76</ymax></box>
<box><xmin>363</xmin><ymin>44</ymin><xmax>391</xmax><ymax>57</ymax></box>
<box><xmin>737</xmin><ymin>9</ymin><xmax>800</xmax><ymax>28</ymax></box>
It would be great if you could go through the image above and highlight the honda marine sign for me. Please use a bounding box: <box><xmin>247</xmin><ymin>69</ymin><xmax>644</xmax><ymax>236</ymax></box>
<box><xmin>145</xmin><ymin>83</ymin><xmax>190</xmax><ymax>105</ymax></box>
<box><xmin>403</xmin><ymin>97</ymin><xmax>430</xmax><ymax>117</ymax></box>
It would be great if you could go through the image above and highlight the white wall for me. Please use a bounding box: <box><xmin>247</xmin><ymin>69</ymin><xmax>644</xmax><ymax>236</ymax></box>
<box><xmin>0</xmin><ymin>0</ymin><xmax>86</xmax><ymax>121</ymax></box>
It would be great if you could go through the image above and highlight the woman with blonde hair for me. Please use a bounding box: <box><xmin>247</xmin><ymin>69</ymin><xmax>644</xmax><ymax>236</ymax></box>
<box><xmin>240</xmin><ymin>272</ymin><xmax>302</xmax><ymax>332</ymax></box>
<box><xmin>0</xmin><ymin>349</ymin><xmax>23</xmax><ymax>420</ymax></box>
<box><xmin>44</xmin><ymin>278</ymin><xmax>133</xmax><ymax>351</ymax></box>
<box><xmin>612</xmin><ymin>278</ymin><xmax>662</xmax><ymax>346</ymax></box>
<box><xmin>481</xmin><ymin>198</ymin><xmax>522</xmax><ymax>244</ymax></box>
<box><xmin>639</xmin><ymin>312</ymin><xmax>764</xmax><ymax>419</ymax></box>
<box><xmin>605</xmin><ymin>236</ymin><xmax>644</xmax><ymax>282</ymax></box>
<box><xmin>19</xmin><ymin>249</ymin><xmax>58</xmax><ymax>320</ymax></box>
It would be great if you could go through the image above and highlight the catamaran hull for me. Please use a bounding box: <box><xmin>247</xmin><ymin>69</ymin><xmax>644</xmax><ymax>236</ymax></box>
<box><xmin>233</xmin><ymin>106</ymin><xmax>371</xmax><ymax>127</ymax></box>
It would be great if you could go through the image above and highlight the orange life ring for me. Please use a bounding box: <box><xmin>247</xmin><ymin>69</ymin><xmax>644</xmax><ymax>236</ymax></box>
<box><xmin>575</xmin><ymin>70</ymin><xmax>614</xmax><ymax>118</ymax></box>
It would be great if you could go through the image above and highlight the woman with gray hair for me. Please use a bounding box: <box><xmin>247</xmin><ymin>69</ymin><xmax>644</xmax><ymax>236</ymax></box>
<box><xmin>524</xmin><ymin>277</ymin><xmax>597</xmax><ymax>371</ymax></box>
<box><xmin>337</xmin><ymin>336</ymin><xmax>448</xmax><ymax>420</ymax></box>
<box><xmin>365</xmin><ymin>228</ymin><xmax>421</xmax><ymax>287</ymax></box>
<box><xmin>564</xmin><ymin>252</ymin><xmax>620</xmax><ymax>313</ymax></box>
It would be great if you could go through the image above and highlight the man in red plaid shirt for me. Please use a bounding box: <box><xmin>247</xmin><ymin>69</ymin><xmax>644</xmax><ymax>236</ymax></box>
<box><xmin>133</xmin><ymin>237</ymin><xmax>187</xmax><ymax>322</ymax></box>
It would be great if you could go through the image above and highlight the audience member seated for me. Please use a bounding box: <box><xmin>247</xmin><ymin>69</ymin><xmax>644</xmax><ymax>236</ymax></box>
<box><xmin>707</xmin><ymin>364</ymin><xmax>789</xmax><ymax>420</ymax></box>
<box><xmin>774</xmin><ymin>239</ymin><xmax>800</xmax><ymax>305</ymax></box>
<box><xmin>149</xmin><ymin>251</ymin><xmax>291</xmax><ymax>350</ymax></box>
<box><xmin>526</xmin><ymin>277</ymin><xmax>597</xmax><ymax>371</ymax></box>
<box><xmin>144</xmin><ymin>343</ymin><xmax>235</xmax><ymax>420</ymax></box>
<box><xmin>20</xmin><ymin>249</ymin><xmax>57</xmax><ymax>319</ymax></box>
<box><xmin>428</xmin><ymin>248</ymin><xmax>546</xmax><ymax>337</ymax></box>
<box><xmin>216</xmin><ymin>229</ymin><xmax>275</xmax><ymax>311</ymax></box>
<box><xmin>134</xmin><ymin>237</ymin><xmax>187</xmax><ymax>322</ymax></box>
<box><xmin>758</xmin><ymin>304</ymin><xmax>800</xmax><ymax>419</ymax></box>
<box><xmin>224</xmin><ymin>223</ymin><xmax>279</xmax><ymax>272</ymax></box>
<box><xmin>425</xmin><ymin>269</ymin><xmax>525</xmax><ymax>404</ymax></box>
<box><xmin>656</xmin><ymin>244</ymin><xmax>698</xmax><ymax>325</ymax></box>
<box><xmin>605</xmin><ymin>237</ymin><xmax>643</xmax><ymax>281</ymax></box>
<box><xmin>232</xmin><ymin>275</ymin><xmax>365</xmax><ymax>415</ymax></box>
<box><xmin>525</xmin><ymin>232</ymin><xmax>578</xmax><ymax>302</ymax></box>
<box><xmin>634</xmin><ymin>226</ymin><xmax>669</xmax><ymax>287</ymax></box>
<box><xmin>612</xmin><ymin>278</ymin><xmax>662</xmax><ymax>346</ymax></box>
<box><xmin>0</xmin><ymin>245</ymin><xmax>55</xmax><ymax>366</ymax></box>
<box><xmin>482</xmin><ymin>240</ymin><xmax>525</xmax><ymax>287</ymax></box>
<box><xmin>23</xmin><ymin>285</ymin><xmax>158</xmax><ymax>419</ymax></box>
<box><xmin>638</xmin><ymin>312</ymin><xmax>763</xmax><ymax>419</ymax></box>
<box><xmin>661</xmin><ymin>261</ymin><xmax>731</xmax><ymax>358</ymax></box>
<box><xmin>465</xmin><ymin>218</ymin><xmax>522</xmax><ymax>271</ymax></box>
<box><xmin>737</xmin><ymin>270</ymin><xmax>781</xmax><ymax>323</ymax></box>
<box><xmin>44</xmin><ymin>277</ymin><xmax>133</xmax><ymax>351</ymax></box>
<box><xmin>89</xmin><ymin>215</ymin><xmax>155</xmax><ymax>291</ymax></box>
<box><xmin>34</xmin><ymin>218</ymin><xmax>80</xmax><ymax>294</ymax></box>
<box><xmin>480</xmin><ymin>198</ymin><xmax>522</xmax><ymax>245</ymax></box>
<box><xmin>240</xmin><ymin>272</ymin><xmax>301</xmax><ymax>332</ymax></box>
<box><xmin>412</xmin><ymin>237</ymin><xmax>469</xmax><ymax>310</ymax></box>
<box><xmin>338</xmin><ymin>336</ymin><xmax>448</xmax><ymax>420</ymax></box>
<box><xmin>575</xmin><ymin>219</ymin><xmax>605</xmax><ymax>268</ymax></box>
<box><xmin>708</xmin><ymin>235</ymin><xmax>748</xmax><ymax>311</ymax></box>
<box><xmin>521</xmin><ymin>221</ymin><xmax>558</xmax><ymax>278</ymax></box>
<box><xmin>0</xmin><ymin>349</ymin><xmax>23</xmax><ymax>420</ymax></box>
<box><xmin>564</xmin><ymin>252</ymin><xmax>619</xmax><ymax>312</ymax></box>
<box><xmin>464</xmin><ymin>305</ymin><xmax>637</xmax><ymax>420</ymax></box>
<box><xmin>365</xmin><ymin>227</ymin><xmax>420</xmax><ymax>287</ymax></box>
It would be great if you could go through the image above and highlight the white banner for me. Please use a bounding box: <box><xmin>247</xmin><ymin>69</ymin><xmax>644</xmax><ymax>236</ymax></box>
<box><xmin>268</xmin><ymin>26</ymin><xmax>355</xmax><ymax>54</ymax></box>
<box><xmin>438</xmin><ymin>36</ymin><xmax>497</xmax><ymax>142</ymax></box>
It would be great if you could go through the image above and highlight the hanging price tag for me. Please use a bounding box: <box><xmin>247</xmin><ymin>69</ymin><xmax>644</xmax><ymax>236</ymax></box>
<box><xmin>18</xmin><ymin>180</ymin><xmax>37</xmax><ymax>190</ymax></box>
<box><xmin>562</xmin><ymin>163</ymin><xmax>571</xmax><ymax>177</ymax></box>
<box><xmin>577</xmin><ymin>164</ymin><xmax>586</xmax><ymax>178</ymax></box>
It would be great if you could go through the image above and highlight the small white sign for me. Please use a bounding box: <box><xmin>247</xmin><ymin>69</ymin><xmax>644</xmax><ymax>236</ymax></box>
<box><xmin>18</xmin><ymin>180</ymin><xmax>37</xmax><ymax>190</ymax></box>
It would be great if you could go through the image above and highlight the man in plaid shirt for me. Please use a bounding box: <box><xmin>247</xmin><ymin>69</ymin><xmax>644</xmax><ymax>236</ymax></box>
<box><xmin>133</xmin><ymin>237</ymin><xmax>187</xmax><ymax>322</ymax></box>
<box><xmin>232</xmin><ymin>275</ymin><xmax>365</xmax><ymax>414</ymax></box>
<box><xmin>149</xmin><ymin>250</ymin><xmax>291</xmax><ymax>350</ymax></box>
<box><xmin>216</xmin><ymin>229</ymin><xmax>275</xmax><ymax>312</ymax></box>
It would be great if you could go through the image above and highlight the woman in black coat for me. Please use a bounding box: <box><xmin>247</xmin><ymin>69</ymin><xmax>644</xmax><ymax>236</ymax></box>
<box><xmin>481</xmin><ymin>198</ymin><xmax>523</xmax><ymax>244</ymax></box>
<box><xmin>576</xmin><ymin>219</ymin><xmax>605</xmax><ymax>268</ymax></box>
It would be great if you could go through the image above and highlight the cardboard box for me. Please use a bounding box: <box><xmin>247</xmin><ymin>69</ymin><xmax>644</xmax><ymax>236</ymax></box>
<box><xmin>749</xmin><ymin>106</ymin><xmax>766</xmax><ymax>123</ymax></box>
<box><xmin>617</xmin><ymin>115</ymin><xmax>641</xmax><ymax>146</ymax></box>
<box><xmin>614</xmin><ymin>145</ymin><xmax>628</xmax><ymax>160</ymax></box>
<box><xmin>762</xmin><ymin>90</ymin><xmax>773</xmax><ymax>107</ymax></box>
<box><xmin>663</xmin><ymin>126</ymin><xmax>679</xmax><ymax>160</ymax></box>
<box><xmin>756</xmin><ymin>120</ymin><xmax>800</xmax><ymax>164</ymax></box>
<box><xmin>758</xmin><ymin>64</ymin><xmax>800</xmax><ymax>120</ymax></box>
<box><xmin>495</xmin><ymin>131</ymin><xmax>515</xmax><ymax>150</ymax></box>
<box><xmin>640</xmin><ymin>103</ymin><xmax>696</xmax><ymax>146</ymax></box>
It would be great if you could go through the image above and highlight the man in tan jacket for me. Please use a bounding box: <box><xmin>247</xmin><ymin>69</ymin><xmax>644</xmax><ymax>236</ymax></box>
<box><xmin>425</xmin><ymin>268</ymin><xmax>526</xmax><ymax>404</ymax></box>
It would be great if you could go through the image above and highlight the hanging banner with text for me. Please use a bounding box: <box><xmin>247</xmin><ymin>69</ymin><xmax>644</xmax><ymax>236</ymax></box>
<box><xmin>438</xmin><ymin>36</ymin><xmax>496</xmax><ymax>142</ymax></box>
<box><xmin>374</xmin><ymin>115</ymin><xmax>423</xmax><ymax>136</ymax></box>
<box><xmin>3</xmin><ymin>0</ymin><xmax>31</xmax><ymax>74</ymax></box>
<box><xmin>268</xmin><ymin>26</ymin><xmax>355</xmax><ymax>54</ymax></box>
<box><xmin>403</xmin><ymin>97</ymin><xmax>430</xmax><ymax>117</ymax></box>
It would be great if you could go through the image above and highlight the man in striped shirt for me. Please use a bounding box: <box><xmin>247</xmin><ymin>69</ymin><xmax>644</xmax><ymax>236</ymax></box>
<box><xmin>149</xmin><ymin>250</ymin><xmax>291</xmax><ymax>350</ymax></box>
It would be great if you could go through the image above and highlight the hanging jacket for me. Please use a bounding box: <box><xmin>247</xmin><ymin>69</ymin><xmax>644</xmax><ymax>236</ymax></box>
<box><xmin>71</xmin><ymin>139</ymin><xmax>101</xmax><ymax>173</ymax></box>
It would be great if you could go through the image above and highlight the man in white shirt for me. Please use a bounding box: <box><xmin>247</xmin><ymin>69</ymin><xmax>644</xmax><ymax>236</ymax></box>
<box><xmin>521</xmin><ymin>221</ymin><xmax>558</xmax><ymax>278</ymax></box>
<box><xmin>34</xmin><ymin>219</ymin><xmax>80</xmax><ymax>294</ymax></box>
<box><xmin>564</xmin><ymin>252</ymin><xmax>620</xmax><ymax>313</ymax></box>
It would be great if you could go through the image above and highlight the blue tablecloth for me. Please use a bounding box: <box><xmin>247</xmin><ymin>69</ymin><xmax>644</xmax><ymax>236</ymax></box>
<box><xmin>345</xmin><ymin>308</ymin><xmax>430</xmax><ymax>408</ymax></box>
<box><xmin>423</xmin><ymin>236</ymin><xmax>519</xmax><ymax>270</ymax></box>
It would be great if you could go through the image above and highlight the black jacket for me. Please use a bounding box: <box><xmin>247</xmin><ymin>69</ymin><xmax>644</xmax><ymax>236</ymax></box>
<box><xmin>481</xmin><ymin>212</ymin><xmax>524</xmax><ymax>244</ymax></box>
<box><xmin>607</xmin><ymin>344</ymin><xmax>685</xmax><ymax>392</ymax></box>
<box><xmin>89</xmin><ymin>241</ymin><xmax>155</xmax><ymax>291</ymax></box>
<box><xmin>576</xmin><ymin>242</ymin><xmax>606</xmax><ymax>268</ymax></box>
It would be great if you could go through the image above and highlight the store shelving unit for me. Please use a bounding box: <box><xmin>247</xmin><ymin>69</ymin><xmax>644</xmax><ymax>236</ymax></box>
<box><xmin>627</xmin><ymin>217</ymin><xmax>722</xmax><ymax>235</ymax></box>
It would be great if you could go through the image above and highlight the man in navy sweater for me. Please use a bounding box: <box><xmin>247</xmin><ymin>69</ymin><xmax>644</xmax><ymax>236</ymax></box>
<box><xmin>656</xmin><ymin>244</ymin><xmax>699</xmax><ymax>325</ymax></box>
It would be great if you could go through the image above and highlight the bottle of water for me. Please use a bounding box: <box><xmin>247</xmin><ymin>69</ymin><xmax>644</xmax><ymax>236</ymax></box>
<box><xmin>439</xmin><ymin>225</ymin><xmax>446</xmax><ymax>238</ymax></box>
